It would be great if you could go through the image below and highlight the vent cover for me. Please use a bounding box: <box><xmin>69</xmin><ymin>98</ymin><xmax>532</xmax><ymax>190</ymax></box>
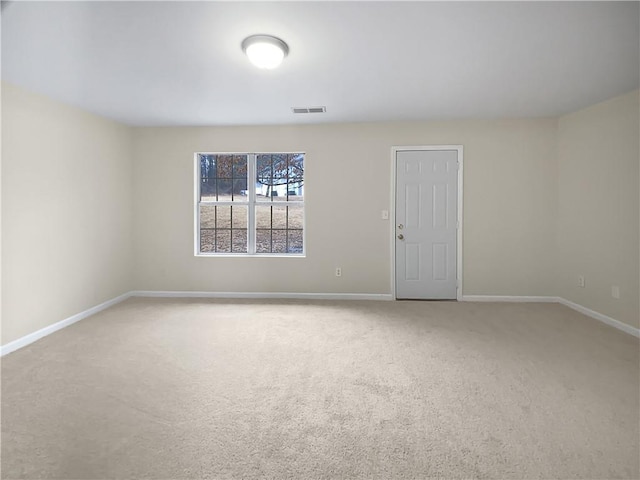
<box><xmin>292</xmin><ymin>106</ymin><xmax>326</xmax><ymax>114</ymax></box>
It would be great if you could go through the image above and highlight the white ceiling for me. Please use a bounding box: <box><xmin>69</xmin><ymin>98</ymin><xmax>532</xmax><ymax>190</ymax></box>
<box><xmin>2</xmin><ymin>1</ymin><xmax>639</xmax><ymax>126</ymax></box>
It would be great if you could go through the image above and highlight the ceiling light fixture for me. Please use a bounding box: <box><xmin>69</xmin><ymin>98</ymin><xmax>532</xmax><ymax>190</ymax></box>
<box><xmin>242</xmin><ymin>34</ymin><xmax>289</xmax><ymax>70</ymax></box>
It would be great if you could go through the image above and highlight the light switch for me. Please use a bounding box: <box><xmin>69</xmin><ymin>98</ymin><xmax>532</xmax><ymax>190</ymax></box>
<box><xmin>381</xmin><ymin>210</ymin><xmax>389</xmax><ymax>220</ymax></box>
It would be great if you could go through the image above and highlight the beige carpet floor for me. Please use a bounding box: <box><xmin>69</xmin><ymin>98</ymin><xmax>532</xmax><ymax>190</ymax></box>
<box><xmin>1</xmin><ymin>298</ymin><xmax>639</xmax><ymax>479</ymax></box>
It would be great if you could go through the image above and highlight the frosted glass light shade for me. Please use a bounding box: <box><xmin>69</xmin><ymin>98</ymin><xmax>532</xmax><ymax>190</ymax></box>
<box><xmin>242</xmin><ymin>35</ymin><xmax>289</xmax><ymax>70</ymax></box>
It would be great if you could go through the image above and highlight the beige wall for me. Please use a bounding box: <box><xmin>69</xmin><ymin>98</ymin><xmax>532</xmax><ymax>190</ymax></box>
<box><xmin>1</xmin><ymin>83</ymin><xmax>134</xmax><ymax>344</ymax></box>
<box><xmin>132</xmin><ymin>119</ymin><xmax>558</xmax><ymax>297</ymax></box>
<box><xmin>3</xmin><ymin>83</ymin><xmax>637</xmax><ymax>345</ymax></box>
<box><xmin>557</xmin><ymin>90</ymin><xmax>640</xmax><ymax>329</ymax></box>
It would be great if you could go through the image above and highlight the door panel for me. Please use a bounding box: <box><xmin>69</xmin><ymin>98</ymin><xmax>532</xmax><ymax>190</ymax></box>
<box><xmin>432</xmin><ymin>183</ymin><xmax>448</xmax><ymax>228</ymax></box>
<box><xmin>432</xmin><ymin>243</ymin><xmax>448</xmax><ymax>280</ymax></box>
<box><xmin>395</xmin><ymin>149</ymin><xmax>458</xmax><ymax>299</ymax></box>
<box><xmin>405</xmin><ymin>243</ymin><xmax>421</xmax><ymax>280</ymax></box>
<box><xmin>405</xmin><ymin>184</ymin><xmax>421</xmax><ymax>228</ymax></box>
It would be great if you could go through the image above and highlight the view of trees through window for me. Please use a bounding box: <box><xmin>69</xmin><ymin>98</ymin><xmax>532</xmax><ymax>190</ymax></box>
<box><xmin>197</xmin><ymin>153</ymin><xmax>304</xmax><ymax>254</ymax></box>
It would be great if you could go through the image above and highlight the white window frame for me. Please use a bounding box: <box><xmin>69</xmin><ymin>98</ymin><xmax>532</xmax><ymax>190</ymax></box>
<box><xmin>194</xmin><ymin>152</ymin><xmax>306</xmax><ymax>257</ymax></box>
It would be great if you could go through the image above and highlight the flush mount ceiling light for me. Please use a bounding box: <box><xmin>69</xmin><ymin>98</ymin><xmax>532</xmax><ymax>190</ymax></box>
<box><xmin>241</xmin><ymin>34</ymin><xmax>289</xmax><ymax>70</ymax></box>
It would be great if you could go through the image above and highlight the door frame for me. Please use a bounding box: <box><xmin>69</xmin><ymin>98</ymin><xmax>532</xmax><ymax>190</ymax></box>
<box><xmin>390</xmin><ymin>145</ymin><xmax>464</xmax><ymax>301</ymax></box>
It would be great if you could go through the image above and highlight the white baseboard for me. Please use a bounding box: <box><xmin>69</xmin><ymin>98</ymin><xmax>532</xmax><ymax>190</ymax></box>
<box><xmin>0</xmin><ymin>290</ymin><xmax>387</xmax><ymax>356</ymax></box>
<box><xmin>130</xmin><ymin>291</ymin><xmax>393</xmax><ymax>301</ymax></box>
<box><xmin>0</xmin><ymin>292</ymin><xmax>132</xmax><ymax>356</ymax></box>
<box><xmin>557</xmin><ymin>297</ymin><xmax>640</xmax><ymax>338</ymax></box>
<box><xmin>3</xmin><ymin>291</ymin><xmax>636</xmax><ymax>356</ymax></box>
<box><xmin>461</xmin><ymin>295</ymin><xmax>639</xmax><ymax>338</ymax></box>
<box><xmin>461</xmin><ymin>295</ymin><xmax>558</xmax><ymax>303</ymax></box>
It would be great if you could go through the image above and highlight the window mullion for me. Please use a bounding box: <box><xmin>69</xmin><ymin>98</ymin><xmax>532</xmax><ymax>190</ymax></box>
<box><xmin>248</xmin><ymin>154</ymin><xmax>256</xmax><ymax>254</ymax></box>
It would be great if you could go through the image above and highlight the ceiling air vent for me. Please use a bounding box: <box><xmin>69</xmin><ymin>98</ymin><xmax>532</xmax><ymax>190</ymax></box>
<box><xmin>292</xmin><ymin>106</ymin><xmax>326</xmax><ymax>114</ymax></box>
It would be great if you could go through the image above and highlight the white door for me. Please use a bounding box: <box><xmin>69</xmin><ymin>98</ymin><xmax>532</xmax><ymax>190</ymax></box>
<box><xmin>395</xmin><ymin>149</ymin><xmax>458</xmax><ymax>299</ymax></box>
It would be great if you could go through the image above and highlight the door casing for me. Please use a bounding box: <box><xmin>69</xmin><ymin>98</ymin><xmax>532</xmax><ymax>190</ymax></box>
<box><xmin>390</xmin><ymin>145</ymin><xmax>464</xmax><ymax>301</ymax></box>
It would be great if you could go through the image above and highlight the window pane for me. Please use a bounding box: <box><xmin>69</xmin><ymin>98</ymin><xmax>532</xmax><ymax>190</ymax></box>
<box><xmin>200</xmin><ymin>154</ymin><xmax>248</xmax><ymax>202</ymax></box>
<box><xmin>256</xmin><ymin>153</ymin><xmax>304</xmax><ymax>202</ymax></box>
<box><xmin>255</xmin><ymin>229</ymin><xmax>302</xmax><ymax>253</ymax></box>
<box><xmin>285</xmin><ymin>191</ymin><xmax>303</xmax><ymax>202</ymax></box>
<box><xmin>200</xmin><ymin>229</ymin><xmax>215</xmax><ymax>253</ymax></box>
<box><xmin>287</xmin><ymin>230</ymin><xmax>303</xmax><ymax>253</ymax></box>
<box><xmin>200</xmin><ymin>205</ymin><xmax>216</xmax><ymax>229</ymax></box>
<box><xmin>256</xmin><ymin>229</ymin><xmax>271</xmax><ymax>254</ymax></box>
<box><xmin>200</xmin><ymin>179</ymin><xmax>217</xmax><ymax>202</ymax></box>
<box><xmin>200</xmin><ymin>205</ymin><xmax>247</xmax><ymax>229</ymax></box>
<box><xmin>199</xmin><ymin>205</ymin><xmax>248</xmax><ymax>253</ymax></box>
<box><xmin>231</xmin><ymin>229</ymin><xmax>247</xmax><ymax>253</ymax></box>
<box><xmin>255</xmin><ymin>205</ymin><xmax>288</xmax><ymax>229</ymax></box>
<box><xmin>217</xmin><ymin>155</ymin><xmax>233</xmax><ymax>177</ymax></box>
<box><xmin>216</xmin><ymin>205</ymin><xmax>231</xmax><ymax>228</ymax></box>
<box><xmin>255</xmin><ymin>154</ymin><xmax>273</xmax><ymax>202</ymax></box>
<box><xmin>200</xmin><ymin>154</ymin><xmax>217</xmax><ymax>179</ymax></box>
<box><xmin>200</xmin><ymin>228</ymin><xmax>248</xmax><ymax>254</ymax></box>
<box><xmin>271</xmin><ymin>230</ymin><xmax>287</xmax><ymax>254</ymax></box>
<box><xmin>216</xmin><ymin>179</ymin><xmax>233</xmax><ymax>201</ymax></box>
<box><xmin>255</xmin><ymin>205</ymin><xmax>271</xmax><ymax>229</ymax></box>
<box><xmin>287</xmin><ymin>153</ymin><xmax>304</xmax><ymax>202</ymax></box>
<box><xmin>231</xmin><ymin>205</ymin><xmax>248</xmax><ymax>228</ymax></box>
<box><xmin>256</xmin><ymin>228</ymin><xmax>288</xmax><ymax>254</ymax></box>
<box><xmin>216</xmin><ymin>229</ymin><xmax>231</xmax><ymax>253</ymax></box>
<box><xmin>272</xmin><ymin>206</ymin><xmax>287</xmax><ymax>229</ymax></box>
<box><xmin>287</xmin><ymin>204</ymin><xmax>304</xmax><ymax>230</ymax></box>
<box><xmin>255</xmin><ymin>204</ymin><xmax>304</xmax><ymax>228</ymax></box>
<box><xmin>199</xmin><ymin>154</ymin><xmax>218</xmax><ymax>202</ymax></box>
<box><xmin>254</xmin><ymin>204</ymin><xmax>303</xmax><ymax>254</ymax></box>
<box><xmin>233</xmin><ymin>155</ymin><xmax>247</xmax><ymax>179</ymax></box>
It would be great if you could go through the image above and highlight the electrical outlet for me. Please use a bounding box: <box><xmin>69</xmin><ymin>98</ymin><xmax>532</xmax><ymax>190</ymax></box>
<box><xmin>612</xmin><ymin>285</ymin><xmax>620</xmax><ymax>299</ymax></box>
<box><xmin>578</xmin><ymin>275</ymin><xmax>585</xmax><ymax>288</ymax></box>
<box><xmin>335</xmin><ymin>267</ymin><xmax>342</xmax><ymax>277</ymax></box>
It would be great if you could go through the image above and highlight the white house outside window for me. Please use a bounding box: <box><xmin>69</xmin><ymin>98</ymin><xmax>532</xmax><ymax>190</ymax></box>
<box><xmin>195</xmin><ymin>153</ymin><xmax>305</xmax><ymax>256</ymax></box>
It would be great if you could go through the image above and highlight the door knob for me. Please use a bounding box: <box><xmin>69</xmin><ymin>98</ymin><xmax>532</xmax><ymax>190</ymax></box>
<box><xmin>397</xmin><ymin>234</ymin><xmax>404</xmax><ymax>240</ymax></box>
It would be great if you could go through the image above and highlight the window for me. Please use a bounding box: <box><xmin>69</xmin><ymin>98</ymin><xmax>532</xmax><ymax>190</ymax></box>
<box><xmin>196</xmin><ymin>153</ymin><xmax>304</xmax><ymax>256</ymax></box>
